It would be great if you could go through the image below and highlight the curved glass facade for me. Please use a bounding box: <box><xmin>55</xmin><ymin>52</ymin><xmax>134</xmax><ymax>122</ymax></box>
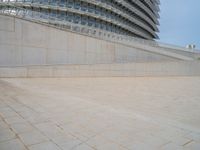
<box><xmin>0</xmin><ymin>0</ymin><xmax>160</xmax><ymax>40</ymax></box>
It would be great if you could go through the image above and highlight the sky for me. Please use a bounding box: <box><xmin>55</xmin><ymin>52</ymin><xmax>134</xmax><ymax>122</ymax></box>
<box><xmin>158</xmin><ymin>0</ymin><xmax>200</xmax><ymax>49</ymax></box>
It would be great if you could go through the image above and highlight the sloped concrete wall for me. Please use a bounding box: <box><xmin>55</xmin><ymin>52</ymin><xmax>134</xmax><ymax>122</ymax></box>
<box><xmin>0</xmin><ymin>15</ymin><xmax>179</xmax><ymax>67</ymax></box>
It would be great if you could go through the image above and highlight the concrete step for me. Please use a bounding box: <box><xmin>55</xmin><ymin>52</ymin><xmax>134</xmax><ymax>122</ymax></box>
<box><xmin>0</xmin><ymin>61</ymin><xmax>200</xmax><ymax>77</ymax></box>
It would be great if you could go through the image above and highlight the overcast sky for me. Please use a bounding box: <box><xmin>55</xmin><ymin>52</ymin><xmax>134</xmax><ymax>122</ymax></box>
<box><xmin>158</xmin><ymin>0</ymin><xmax>200</xmax><ymax>49</ymax></box>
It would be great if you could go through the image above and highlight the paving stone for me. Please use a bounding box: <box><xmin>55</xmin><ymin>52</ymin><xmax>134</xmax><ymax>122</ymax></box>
<box><xmin>136</xmin><ymin>133</ymin><xmax>170</xmax><ymax>148</ymax></box>
<box><xmin>125</xmin><ymin>141</ymin><xmax>156</xmax><ymax>150</ymax></box>
<box><xmin>170</xmin><ymin>136</ymin><xmax>193</xmax><ymax>146</ymax></box>
<box><xmin>61</xmin><ymin>123</ymin><xmax>97</xmax><ymax>141</ymax></box>
<box><xmin>0</xmin><ymin>120</ymin><xmax>9</xmax><ymax>129</ymax></box>
<box><xmin>26</xmin><ymin>115</ymin><xmax>49</xmax><ymax>124</ymax></box>
<box><xmin>160</xmin><ymin>142</ymin><xmax>183</xmax><ymax>150</ymax></box>
<box><xmin>0</xmin><ymin>138</ymin><xmax>26</xmax><ymax>150</ymax></box>
<box><xmin>34</xmin><ymin>122</ymin><xmax>64</xmax><ymax>138</ymax></box>
<box><xmin>184</xmin><ymin>132</ymin><xmax>200</xmax><ymax>142</ymax></box>
<box><xmin>18</xmin><ymin>130</ymin><xmax>49</xmax><ymax>146</ymax></box>
<box><xmin>52</xmin><ymin>134</ymin><xmax>83</xmax><ymax>150</ymax></box>
<box><xmin>0</xmin><ymin>128</ymin><xmax>16</xmax><ymax>142</ymax></box>
<box><xmin>11</xmin><ymin>105</ymin><xmax>32</xmax><ymax>113</ymax></box>
<box><xmin>50</xmin><ymin>133</ymin><xmax>78</xmax><ymax>144</ymax></box>
<box><xmin>86</xmin><ymin>135</ymin><xmax>127</xmax><ymax>150</ymax></box>
<box><xmin>1</xmin><ymin>77</ymin><xmax>200</xmax><ymax>150</ymax></box>
<box><xmin>183</xmin><ymin>141</ymin><xmax>200</xmax><ymax>150</ymax></box>
<box><xmin>0</xmin><ymin>107</ymin><xmax>19</xmax><ymax>118</ymax></box>
<box><xmin>4</xmin><ymin>116</ymin><xmax>26</xmax><ymax>125</ymax></box>
<box><xmin>72</xmin><ymin>143</ymin><xmax>94</xmax><ymax>150</ymax></box>
<box><xmin>28</xmin><ymin>141</ymin><xmax>61</xmax><ymax>150</ymax></box>
<box><xmin>0</xmin><ymin>102</ymin><xmax>7</xmax><ymax>108</ymax></box>
<box><xmin>10</xmin><ymin>122</ymin><xmax>34</xmax><ymax>134</ymax></box>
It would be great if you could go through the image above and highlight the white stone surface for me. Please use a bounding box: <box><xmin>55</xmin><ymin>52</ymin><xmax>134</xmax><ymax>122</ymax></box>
<box><xmin>0</xmin><ymin>15</ymin><xmax>14</xmax><ymax>32</ymax></box>
<box><xmin>28</xmin><ymin>141</ymin><xmax>60</xmax><ymax>150</ymax></box>
<box><xmin>18</xmin><ymin>130</ymin><xmax>49</xmax><ymax>146</ymax></box>
<box><xmin>4</xmin><ymin>115</ymin><xmax>26</xmax><ymax>125</ymax></box>
<box><xmin>0</xmin><ymin>139</ymin><xmax>26</xmax><ymax>150</ymax></box>
<box><xmin>0</xmin><ymin>128</ymin><xmax>16</xmax><ymax>142</ymax></box>
<box><xmin>0</xmin><ymin>61</ymin><xmax>200</xmax><ymax>77</ymax></box>
<box><xmin>0</xmin><ymin>77</ymin><xmax>200</xmax><ymax>150</ymax></box>
<box><xmin>10</xmin><ymin>122</ymin><xmax>34</xmax><ymax>134</ymax></box>
<box><xmin>0</xmin><ymin>120</ymin><xmax>8</xmax><ymax>129</ymax></box>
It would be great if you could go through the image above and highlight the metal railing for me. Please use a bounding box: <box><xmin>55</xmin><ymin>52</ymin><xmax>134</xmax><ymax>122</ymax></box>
<box><xmin>0</xmin><ymin>4</ymin><xmax>199</xmax><ymax>54</ymax></box>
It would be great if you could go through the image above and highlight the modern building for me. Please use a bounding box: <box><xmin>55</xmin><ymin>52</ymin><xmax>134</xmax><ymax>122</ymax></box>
<box><xmin>0</xmin><ymin>0</ymin><xmax>160</xmax><ymax>40</ymax></box>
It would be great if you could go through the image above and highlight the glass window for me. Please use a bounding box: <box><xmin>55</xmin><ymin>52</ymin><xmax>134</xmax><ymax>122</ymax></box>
<box><xmin>90</xmin><ymin>18</ymin><xmax>95</xmax><ymax>27</ymax></box>
<box><xmin>102</xmin><ymin>22</ymin><xmax>106</xmax><ymax>30</ymax></box>
<box><xmin>58</xmin><ymin>11</ymin><xmax>65</xmax><ymax>20</ymax></box>
<box><xmin>95</xmin><ymin>19</ymin><xmax>100</xmax><ymax>28</ymax></box>
<box><xmin>60</xmin><ymin>0</ymin><xmax>66</xmax><ymax>7</ymax></box>
<box><xmin>101</xmin><ymin>8</ymin><xmax>105</xmax><ymax>17</ymax></box>
<box><xmin>88</xmin><ymin>4</ymin><xmax>94</xmax><ymax>13</ymax></box>
<box><xmin>95</xmin><ymin>6</ymin><xmax>100</xmax><ymax>15</ymax></box>
<box><xmin>24</xmin><ymin>0</ymin><xmax>32</xmax><ymax>3</ymax></box>
<box><xmin>32</xmin><ymin>0</ymin><xmax>39</xmax><ymax>3</ymax></box>
<box><xmin>88</xmin><ymin>17</ymin><xmax>93</xmax><ymax>26</ymax></box>
<box><xmin>50</xmin><ymin>9</ymin><xmax>57</xmax><ymax>19</ymax></box>
<box><xmin>81</xmin><ymin>16</ymin><xmax>87</xmax><ymax>25</ymax></box>
<box><xmin>73</xmin><ymin>14</ymin><xmax>81</xmax><ymax>24</ymax></box>
<box><xmin>74</xmin><ymin>0</ymin><xmax>81</xmax><ymax>10</ymax></box>
<box><xmin>49</xmin><ymin>0</ymin><xmax>57</xmax><ymax>6</ymax></box>
<box><xmin>66</xmin><ymin>12</ymin><xmax>73</xmax><ymax>22</ymax></box>
<box><xmin>81</xmin><ymin>2</ymin><xmax>87</xmax><ymax>11</ymax></box>
<box><xmin>100</xmin><ymin>21</ymin><xmax>104</xmax><ymax>29</ymax></box>
<box><xmin>106</xmin><ymin>23</ymin><xmax>111</xmax><ymax>31</ymax></box>
<box><xmin>39</xmin><ymin>0</ymin><xmax>48</xmax><ymax>4</ymax></box>
<box><xmin>66</xmin><ymin>0</ymin><xmax>74</xmax><ymax>8</ymax></box>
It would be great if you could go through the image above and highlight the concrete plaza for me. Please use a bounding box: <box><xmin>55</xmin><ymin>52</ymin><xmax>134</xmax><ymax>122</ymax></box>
<box><xmin>0</xmin><ymin>77</ymin><xmax>200</xmax><ymax>150</ymax></box>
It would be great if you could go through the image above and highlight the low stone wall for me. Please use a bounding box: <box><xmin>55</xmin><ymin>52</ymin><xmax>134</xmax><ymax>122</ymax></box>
<box><xmin>0</xmin><ymin>61</ymin><xmax>200</xmax><ymax>77</ymax></box>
